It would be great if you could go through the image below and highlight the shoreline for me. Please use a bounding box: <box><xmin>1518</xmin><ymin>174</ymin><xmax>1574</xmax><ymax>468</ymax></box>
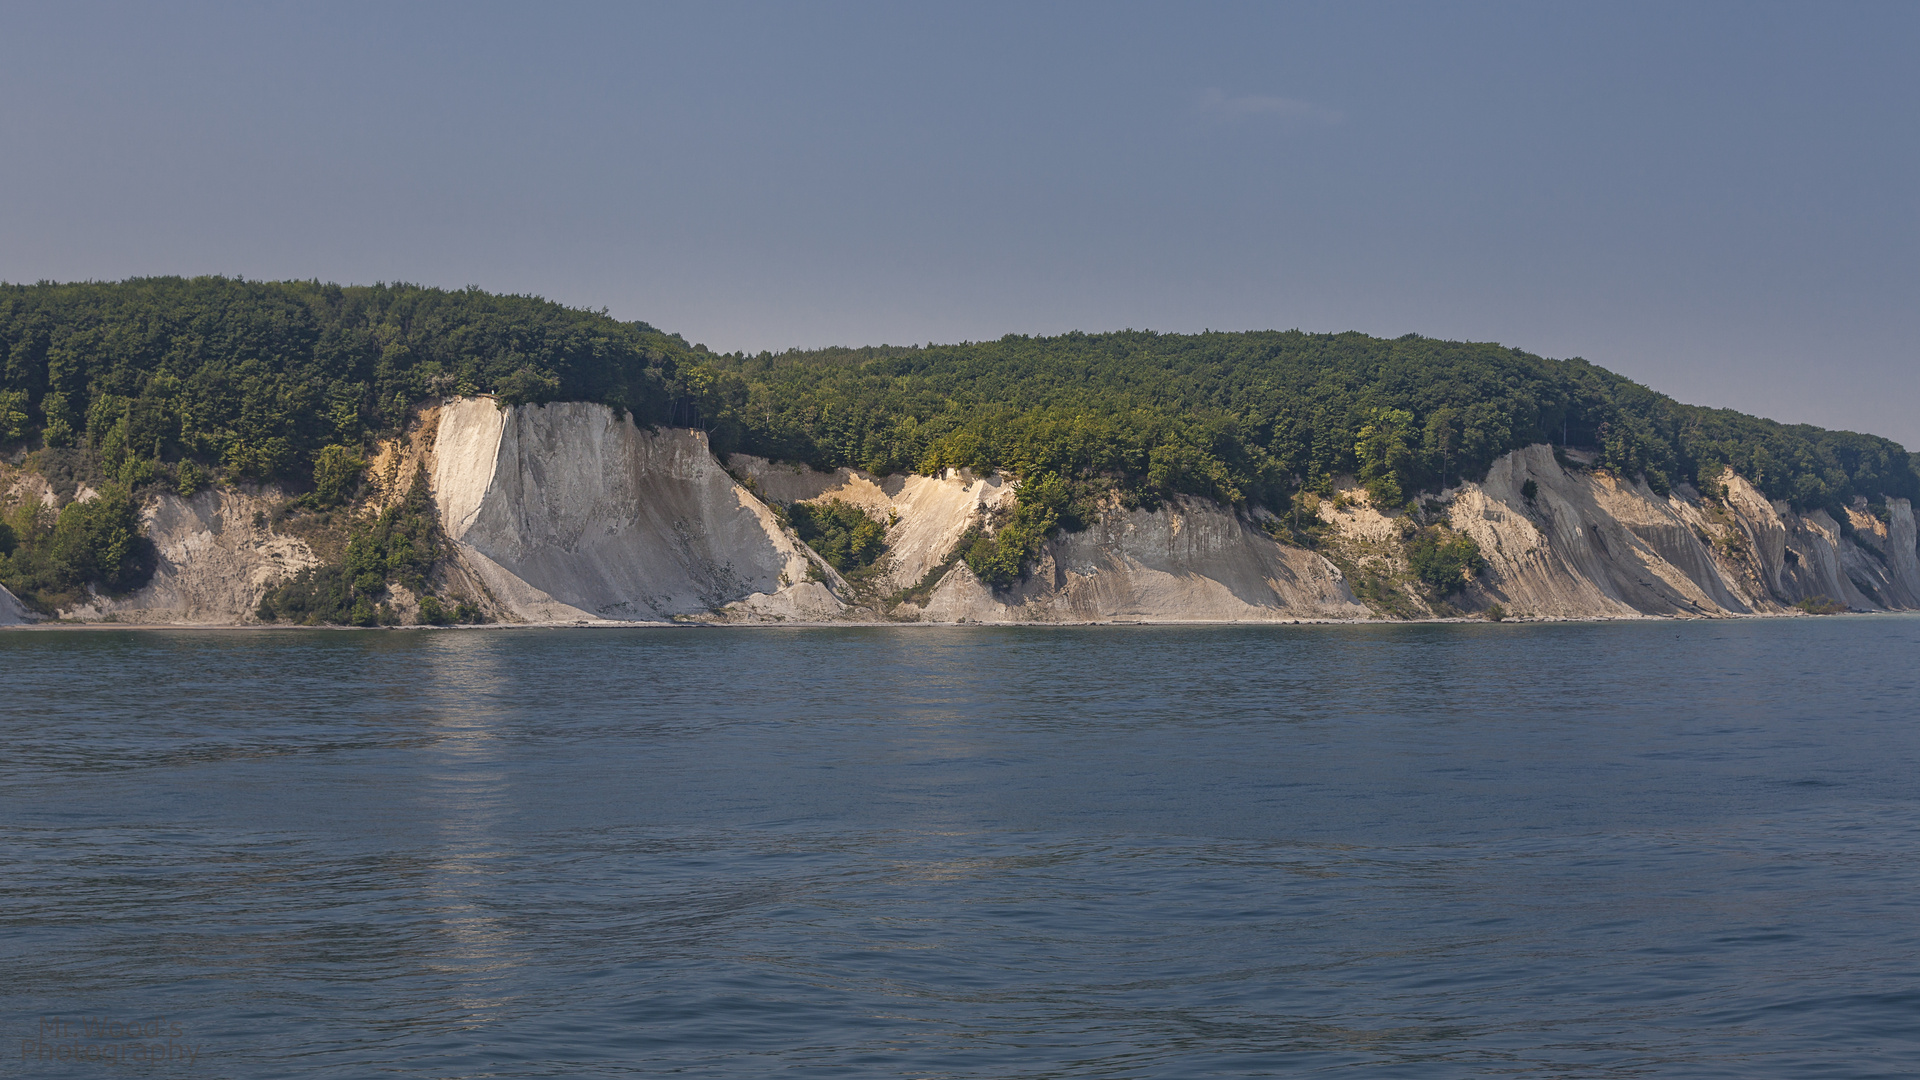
<box><xmin>6</xmin><ymin>609</ymin><xmax>1911</xmax><ymax>632</ymax></box>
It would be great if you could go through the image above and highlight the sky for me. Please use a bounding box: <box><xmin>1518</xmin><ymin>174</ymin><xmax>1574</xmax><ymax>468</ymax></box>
<box><xmin>1</xmin><ymin>1</ymin><xmax>1915</xmax><ymax>444</ymax></box>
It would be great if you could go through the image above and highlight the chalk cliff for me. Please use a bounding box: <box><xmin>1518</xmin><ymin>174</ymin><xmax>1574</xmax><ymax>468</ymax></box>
<box><xmin>906</xmin><ymin>497</ymin><xmax>1368</xmax><ymax>623</ymax></box>
<box><xmin>425</xmin><ymin>398</ymin><xmax>842</xmax><ymax>623</ymax></box>
<box><xmin>0</xmin><ymin>582</ymin><xmax>36</xmax><ymax>625</ymax></box>
<box><xmin>55</xmin><ymin>487</ymin><xmax>320</xmax><ymax>625</ymax></box>
<box><xmin>6</xmin><ymin>398</ymin><xmax>1916</xmax><ymax>625</ymax></box>
<box><xmin>727</xmin><ymin>456</ymin><xmax>1366</xmax><ymax>622</ymax></box>
<box><xmin>1440</xmin><ymin>445</ymin><xmax>1920</xmax><ymax>617</ymax></box>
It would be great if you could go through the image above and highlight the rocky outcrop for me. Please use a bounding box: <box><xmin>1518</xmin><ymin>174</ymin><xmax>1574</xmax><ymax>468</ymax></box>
<box><xmin>0</xmin><ymin>582</ymin><xmax>38</xmax><ymax>624</ymax></box>
<box><xmin>731</xmin><ymin>457</ymin><xmax>1365</xmax><ymax>622</ymax></box>
<box><xmin>911</xmin><ymin>496</ymin><xmax>1367</xmax><ymax>623</ymax></box>
<box><xmin>727</xmin><ymin>456</ymin><xmax>1017</xmax><ymax>597</ymax></box>
<box><xmin>1444</xmin><ymin>446</ymin><xmax>1752</xmax><ymax>618</ymax></box>
<box><xmin>1432</xmin><ymin>444</ymin><xmax>1920</xmax><ymax>617</ymax></box>
<box><xmin>1874</xmin><ymin>501</ymin><xmax>1920</xmax><ymax>608</ymax></box>
<box><xmin>428</xmin><ymin>398</ymin><xmax>841</xmax><ymax>623</ymax></box>
<box><xmin>54</xmin><ymin>487</ymin><xmax>318</xmax><ymax>625</ymax></box>
<box><xmin>0</xmin><ymin>463</ymin><xmax>56</xmax><ymax>510</ymax></box>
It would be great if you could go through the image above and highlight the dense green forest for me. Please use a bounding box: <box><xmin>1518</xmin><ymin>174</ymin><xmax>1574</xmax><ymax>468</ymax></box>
<box><xmin>0</xmin><ymin>276</ymin><xmax>706</xmax><ymax>490</ymax></box>
<box><xmin>713</xmin><ymin>333</ymin><xmax>1920</xmax><ymax>516</ymax></box>
<box><xmin>2</xmin><ymin>276</ymin><xmax>1915</xmax><ymax>605</ymax></box>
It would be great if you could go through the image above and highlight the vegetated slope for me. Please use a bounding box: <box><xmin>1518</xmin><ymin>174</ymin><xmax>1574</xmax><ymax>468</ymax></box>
<box><xmin>3</xmin><ymin>277</ymin><xmax>1913</xmax><ymax>515</ymax></box>
<box><xmin>0</xmin><ymin>276</ymin><xmax>710</xmax><ymax>491</ymax></box>
<box><xmin>713</xmin><ymin>332</ymin><xmax>1920</xmax><ymax>517</ymax></box>
<box><xmin>2</xmin><ymin>277</ymin><xmax>1916</xmax><ymax>613</ymax></box>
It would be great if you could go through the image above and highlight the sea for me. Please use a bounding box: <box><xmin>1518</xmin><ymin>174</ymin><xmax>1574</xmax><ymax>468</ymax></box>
<box><xmin>3</xmin><ymin>618</ymin><xmax>1918</xmax><ymax>1078</ymax></box>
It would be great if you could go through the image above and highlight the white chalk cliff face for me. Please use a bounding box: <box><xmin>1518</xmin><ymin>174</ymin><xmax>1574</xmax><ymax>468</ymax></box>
<box><xmin>725</xmin><ymin>455</ymin><xmax>1017</xmax><ymax>598</ymax></box>
<box><xmin>429</xmin><ymin>398</ymin><xmax>841</xmax><ymax>622</ymax></box>
<box><xmin>728</xmin><ymin>457</ymin><xmax>1365</xmax><ymax>622</ymax></box>
<box><xmin>1443</xmin><ymin>445</ymin><xmax>1920</xmax><ymax>617</ymax></box>
<box><xmin>410</xmin><ymin>401</ymin><xmax>1367</xmax><ymax>623</ymax></box>
<box><xmin>917</xmin><ymin>497</ymin><xmax>1368</xmax><ymax>623</ymax></box>
<box><xmin>56</xmin><ymin>486</ymin><xmax>318</xmax><ymax>625</ymax></box>
<box><xmin>8</xmin><ymin>398</ymin><xmax>1918</xmax><ymax>625</ymax></box>
<box><xmin>0</xmin><ymin>582</ymin><xmax>36</xmax><ymax>625</ymax></box>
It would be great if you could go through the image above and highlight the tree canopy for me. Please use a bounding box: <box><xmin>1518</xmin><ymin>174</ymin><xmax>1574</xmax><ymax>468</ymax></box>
<box><xmin>0</xmin><ymin>276</ymin><xmax>709</xmax><ymax>490</ymax></box>
<box><xmin>709</xmin><ymin>330</ymin><xmax>1919</xmax><ymax>514</ymax></box>
<box><xmin>2</xmin><ymin>277</ymin><xmax>1913</xmax><ymax>522</ymax></box>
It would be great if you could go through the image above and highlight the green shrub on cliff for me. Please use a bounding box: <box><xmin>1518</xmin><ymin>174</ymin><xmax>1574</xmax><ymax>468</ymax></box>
<box><xmin>414</xmin><ymin>594</ymin><xmax>482</xmax><ymax>625</ymax></box>
<box><xmin>962</xmin><ymin>472</ymin><xmax>1074</xmax><ymax>589</ymax></box>
<box><xmin>174</xmin><ymin>460</ymin><xmax>207</xmax><ymax>497</ymax></box>
<box><xmin>256</xmin><ymin>563</ymin><xmax>359</xmax><ymax>625</ymax></box>
<box><xmin>1407</xmin><ymin>527</ymin><xmax>1485</xmax><ymax>596</ymax></box>
<box><xmin>308</xmin><ymin>445</ymin><xmax>366</xmax><ymax>508</ymax></box>
<box><xmin>787</xmin><ymin>500</ymin><xmax>887</xmax><ymax>574</ymax></box>
<box><xmin>1794</xmin><ymin>595</ymin><xmax>1846</xmax><ymax>615</ymax></box>
<box><xmin>0</xmin><ymin>390</ymin><xmax>28</xmax><ymax>443</ymax></box>
<box><xmin>256</xmin><ymin>466</ymin><xmax>477</xmax><ymax>626</ymax></box>
<box><xmin>0</xmin><ymin>484</ymin><xmax>156</xmax><ymax>611</ymax></box>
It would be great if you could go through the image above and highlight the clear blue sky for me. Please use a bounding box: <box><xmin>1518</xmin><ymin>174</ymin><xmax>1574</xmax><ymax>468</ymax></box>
<box><xmin>2</xmin><ymin>2</ymin><xmax>1914</xmax><ymax>444</ymax></box>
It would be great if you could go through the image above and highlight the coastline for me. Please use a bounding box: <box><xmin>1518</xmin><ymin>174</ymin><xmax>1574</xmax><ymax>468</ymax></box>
<box><xmin>6</xmin><ymin>609</ymin><xmax>1905</xmax><ymax>631</ymax></box>
<box><xmin>7</xmin><ymin>411</ymin><xmax>1914</xmax><ymax>630</ymax></box>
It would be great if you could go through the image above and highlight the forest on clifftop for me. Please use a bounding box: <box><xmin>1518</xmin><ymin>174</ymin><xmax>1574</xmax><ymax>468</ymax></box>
<box><xmin>1</xmin><ymin>276</ymin><xmax>1913</xmax><ymax>521</ymax></box>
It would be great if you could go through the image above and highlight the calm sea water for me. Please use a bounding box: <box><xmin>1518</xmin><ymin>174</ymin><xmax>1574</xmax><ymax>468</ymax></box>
<box><xmin>4</xmin><ymin>619</ymin><xmax>1919</xmax><ymax>1078</ymax></box>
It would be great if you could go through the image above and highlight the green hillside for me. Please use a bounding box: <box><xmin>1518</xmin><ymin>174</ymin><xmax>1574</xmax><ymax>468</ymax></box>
<box><xmin>713</xmin><ymin>332</ymin><xmax>1919</xmax><ymax>514</ymax></box>
<box><xmin>1</xmin><ymin>276</ymin><xmax>1914</xmax><ymax>604</ymax></box>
